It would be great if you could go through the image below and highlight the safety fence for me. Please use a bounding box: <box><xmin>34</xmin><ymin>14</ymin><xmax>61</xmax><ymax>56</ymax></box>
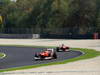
<box><xmin>0</xmin><ymin>28</ymin><xmax>99</xmax><ymax>39</ymax></box>
<box><xmin>0</xmin><ymin>33</ymin><xmax>99</xmax><ymax>39</ymax></box>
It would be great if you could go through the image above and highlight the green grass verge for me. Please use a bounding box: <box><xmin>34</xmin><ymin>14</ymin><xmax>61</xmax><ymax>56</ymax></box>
<box><xmin>0</xmin><ymin>53</ymin><xmax>4</xmax><ymax>58</ymax></box>
<box><xmin>0</xmin><ymin>53</ymin><xmax>5</xmax><ymax>59</ymax></box>
<box><xmin>0</xmin><ymin>45</ymin><xmax>100</xmax><ymax>72</ymax></box>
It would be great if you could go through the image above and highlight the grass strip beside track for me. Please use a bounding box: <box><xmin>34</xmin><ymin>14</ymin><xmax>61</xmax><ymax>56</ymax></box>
<box><xmin>0</xmin><ymin>53</ymin><xmax>6</xmax><ymax>59</ymax></box>
<box><xmin>0</xmin><ymin>45</ymin><xmax>100</xmax><ymax>72</ymax></box>
<box><xmin>0</xmin><ymin>53</ymin><xmax>4</xmax><ymax>58</ymax></box>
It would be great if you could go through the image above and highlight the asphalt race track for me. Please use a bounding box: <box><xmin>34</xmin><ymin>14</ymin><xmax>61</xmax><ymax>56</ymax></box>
<box><xmin>0</xmin><ymin>46</ymin><xmax>83</xmax><ymax>69</ymax></box>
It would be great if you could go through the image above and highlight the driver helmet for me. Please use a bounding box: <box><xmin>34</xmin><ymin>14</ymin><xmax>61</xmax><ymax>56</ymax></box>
<box><xmin>62</xmin><ymin>44</ymin><xmax>64</xmax><ymax>46</ymax></box>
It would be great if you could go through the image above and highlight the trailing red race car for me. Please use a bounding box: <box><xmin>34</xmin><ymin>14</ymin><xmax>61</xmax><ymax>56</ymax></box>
<box><xmin>34</xmin><ymin>48</ymin><xmax>57</xmax><ymax>60</ymax></box>
<box><xmin>56</xmin><ymin>44</ymin><xmax>70</xmax><ymax>52</ymax></box>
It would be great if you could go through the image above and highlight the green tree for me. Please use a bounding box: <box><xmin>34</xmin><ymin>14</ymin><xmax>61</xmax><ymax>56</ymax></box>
<box><xmin>96</xmin><ymin>0</ymin><xmax>100</xmax><ymax>32</ymax></box>
<box><xmin>5</xmin><ymin>0</ymin><xmax>38</xmax><ymax>28</ymax></box>
<box><xmin>64</xmin><ymin>0</ymin><xmax>97</xmax><ymax>34</ymax></box>
<box><xmin>0</xmin><ymin>0</ymin><xmax>11</xmax><ymax>32</ymax></box>
<box><xmin>1</xmin><ymin>0</ymin><xmax>99</xmax><ymax>34</ymax></box>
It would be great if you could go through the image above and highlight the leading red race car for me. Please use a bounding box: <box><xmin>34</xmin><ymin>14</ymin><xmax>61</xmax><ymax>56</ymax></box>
<box><xmin>56</xmin><ymin>44</ymin><xmax>70</xmax><ymax>52</ymax></box>
<box><xmin>34</xmin><ymin>48</ymin><xmax>57</xmax><ymax>60</ymax></box>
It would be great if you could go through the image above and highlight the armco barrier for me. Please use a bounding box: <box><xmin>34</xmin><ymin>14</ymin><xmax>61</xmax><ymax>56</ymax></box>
<box><xmin>0</xmin><ymin>34</ymin><xmax>99</xmax><ymax>39</ymax></box>
<box><xmin>40</xmin><ymin>34</ymin><xmax>96</xmax><ymax>39</ymax></box>
<box><xmin>0</xmin><ymin>34</ymin><xmax>33</xmax><ymax>39</ymax></box>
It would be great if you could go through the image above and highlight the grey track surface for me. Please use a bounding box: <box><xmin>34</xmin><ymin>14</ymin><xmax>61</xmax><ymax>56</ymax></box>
<box><xmin>0</xmin><ymin>46</ymin><xmax>83</xmax><ymax>70</ymax></box>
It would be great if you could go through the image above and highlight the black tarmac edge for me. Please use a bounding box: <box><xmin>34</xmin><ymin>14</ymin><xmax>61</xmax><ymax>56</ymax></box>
<box><xmin>0</xmin><ymin>46</ymin><xmax>83</xmax><ymax>69</ymax></box>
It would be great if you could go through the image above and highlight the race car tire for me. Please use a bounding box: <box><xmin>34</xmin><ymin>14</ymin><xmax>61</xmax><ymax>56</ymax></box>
<box><xmin>56</xmin><ymin>47</ymin><xmax>60</xmax><ymax>52</ymax></box>
<box><xmin>34</xmin><ymin>53</ymin><xmax>39</xmax><ymax>61</ymax></box>
<box><xmin>53</xmin><ymin>52</ymin><xmax>57</xmax><ymax>59</ymax></box>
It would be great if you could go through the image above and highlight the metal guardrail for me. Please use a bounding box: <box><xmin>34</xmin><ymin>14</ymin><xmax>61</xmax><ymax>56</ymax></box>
<box><xmin>0</xmin><ymin>33</ymin><xmax>99</xmax><ymax>39</ymax></box>
<box><xmin>0</xmin><ymin>34</ymin><xmax>33</xmax><ymax>39</ymax></box>
<box><xmin>0</xmin><ymin>28</ymin><xmax>99</xmax><ymax>39</ymax></box>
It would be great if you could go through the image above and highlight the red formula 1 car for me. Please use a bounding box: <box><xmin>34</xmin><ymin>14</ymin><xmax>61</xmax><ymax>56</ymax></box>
<box><xmin>56</xmin><ymin>44</ymin><xmax>70</xmax><ymax>52</ymax></box>
<box><xmin>34</xmin><ymin>49</ymin><xmax>57</xmax><ymax>60</ymax></box>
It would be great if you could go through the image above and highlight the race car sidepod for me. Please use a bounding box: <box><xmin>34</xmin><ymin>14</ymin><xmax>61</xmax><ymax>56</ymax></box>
<box><xmin>56</xmin><ymin>46</ymin><xmax>70</xmax><ymax>52</ymax></box>
<box><xmin>34</xmin><ymin>49</ymin><xmax>57</xmax><ymax>60</ymax></box>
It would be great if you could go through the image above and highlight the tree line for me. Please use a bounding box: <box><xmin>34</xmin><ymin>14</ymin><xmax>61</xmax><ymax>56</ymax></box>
<box><xmin>0</xmin><ymin>0</ymin><xmax>100</xmax><ymax>34</ymax></box>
